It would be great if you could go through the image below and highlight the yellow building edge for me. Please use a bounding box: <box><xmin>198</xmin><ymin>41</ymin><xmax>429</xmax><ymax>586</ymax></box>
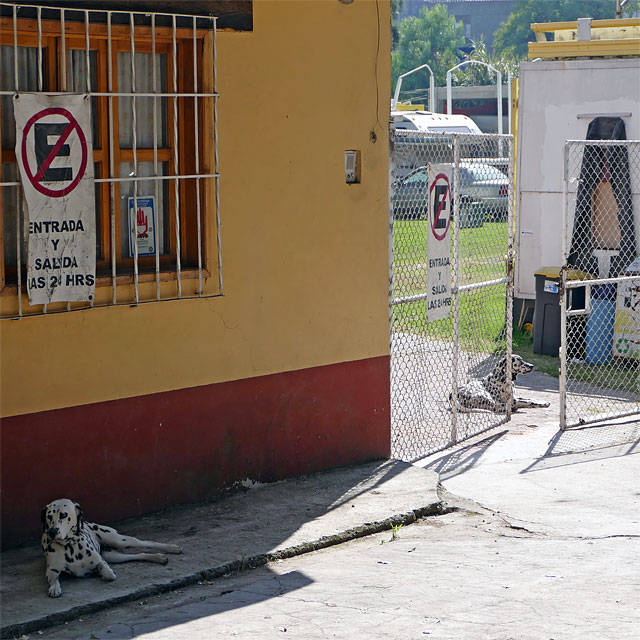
<box><xmin>0</xmin><ymin>0</ymin><xmax>392</xmax><ymax>419</ymax></box>
<box><xmin>528</xmin><ymin>38</ymin><xmax>640</xmax><ymax>59</ymax></box>
<box><xmin>530</xmin><ymin>18</ymin><xmax>640</xmax><ymax>33</ymax></box>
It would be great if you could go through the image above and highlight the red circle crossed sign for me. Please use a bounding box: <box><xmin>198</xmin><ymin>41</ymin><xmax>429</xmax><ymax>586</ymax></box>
<box><xmin>21</xmin><ymin>107</ymin><xmax>88</xmax><ymax>198</ymax></box>
<box><xmin>429</xmin><ymin>173</ymin><xmax>452</xmax><ymax>241</ymax></box>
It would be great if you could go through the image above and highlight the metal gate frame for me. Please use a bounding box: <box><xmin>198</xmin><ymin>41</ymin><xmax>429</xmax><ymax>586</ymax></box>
<box><xmin>390</xmin><ymin>131</ymin><xmax>515</xmax><ymax>461</ymax></box>
<box><xmin>559</xmin><ymin>139</ymin><xmax>640</xmax><ymax>430</ymax></box>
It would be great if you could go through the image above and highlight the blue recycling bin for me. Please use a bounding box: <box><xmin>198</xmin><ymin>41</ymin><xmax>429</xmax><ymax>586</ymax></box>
<box><xmin>585</xmin><ymin>284</ymin><xmax>617</xmax><ymax>364</ymax></box>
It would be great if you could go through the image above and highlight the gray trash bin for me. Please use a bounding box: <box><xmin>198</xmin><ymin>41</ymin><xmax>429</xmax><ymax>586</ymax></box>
<box><xmin>533</xmin><ymin>266</ymin><xmax>593</xmax><ymax>357</ymax></box>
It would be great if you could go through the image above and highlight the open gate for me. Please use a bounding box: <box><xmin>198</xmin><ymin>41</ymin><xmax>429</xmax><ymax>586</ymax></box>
<box><xmin>559</xmin><ymin>138</ymin><xmax>640</xmax><ymax>430</ymax></box>
<box><xmin>390</xmin><ymin>131</ymin><xmax>515</xmax><ymax>461</ymax></box>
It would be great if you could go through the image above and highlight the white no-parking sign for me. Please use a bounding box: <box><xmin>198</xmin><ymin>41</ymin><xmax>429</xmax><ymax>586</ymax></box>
<box><xmin>427</xmin><ymin>163</ymin><xmax>452</xmax><ymax>322</ymax></box>
<box><xmin>14</xmin><ymin>94</ymin><xmax>96</xmax><ymax>305</ymax></box>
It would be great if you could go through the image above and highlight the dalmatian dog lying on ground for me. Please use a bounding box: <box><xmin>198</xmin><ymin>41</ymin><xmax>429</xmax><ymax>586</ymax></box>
<box><xmin>450</xmin><ymin>354</ymin><xmax>550</xmax><ymax>414</ymax></box>
<box><xmin>41</xmin><ymin>498</ymin><xmax>182</xmax><ymax>598</ymax></box>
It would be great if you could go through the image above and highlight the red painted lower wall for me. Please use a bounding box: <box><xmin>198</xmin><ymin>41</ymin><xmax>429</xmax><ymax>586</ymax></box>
<box><xmin>1</xmin><ymin>356</ymin><xmax>390</xmax><ymax>548</ymax></box>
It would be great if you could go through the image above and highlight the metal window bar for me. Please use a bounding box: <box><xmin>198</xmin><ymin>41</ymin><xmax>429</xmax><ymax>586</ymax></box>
<box><xmin>171</xmin><ymin>14</ymin><xmax>181</xmax><ymax>299</ymax></box>
<box><xmin>1</xmin><ymin>91</ymin><xmax>219</xmax><ymax>97</ymax></box>
<box><xmin>11</xmin><ymin>4</ymin><xmax>20</xmax><ymax>316</ymax></box>
<box><xmin>193</xmin><ymin>15</ymin><xmax>203</xmax><ymax>296</ymax></box>
<box><xmin>130</xmin><ymin>12</ymin><xmax>139</xmax><ymax>304</ymax></box>
<box><xmin>213</xmin><ymin>21</ymin><xmax>223</xmax><ymax>295</ymax></box>
<box><xmin>37</xmin><ymin>5</ymin><xmax>46</xmax><ymax>314</ymax></box>
<box><xmin>60</xmin><ymin>9</ymin><xmax>66</xmax><ymax>91</ymax></box>
<box><xmin>0</xmin><ymin>3</ymin><xmax>221</xmax><ymax>319</ymax></box>
<box><xmin>36</xmin><ymin>6</ymin><xmax>42</xmax><ymax>90</ymax></box>
<box><xmin>107</xmin><ymin>10</ymin><xmax>117</xmax><ymax>305</ymax></box>
<box><xmin>152</xmin><ymin>13</ymin><xmax>160</xmax><ymax>301</ymax></box>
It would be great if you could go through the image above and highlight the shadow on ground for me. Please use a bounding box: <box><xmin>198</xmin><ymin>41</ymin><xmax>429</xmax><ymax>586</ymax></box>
<box><xmin>0</xmin><ymin>460</ymin><xmax>441</xmax><ymax>639</ymax></box>
<box><xmin>522</xmin><ymin>419</ymin><xmax>640</xmax><ymax>473</ymax></box>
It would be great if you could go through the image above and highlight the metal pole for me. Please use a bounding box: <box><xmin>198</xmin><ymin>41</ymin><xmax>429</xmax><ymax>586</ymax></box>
<box><xmin>429</xmin><ymin>73</ymin><xmax>435</xmax><ymax>113</ymax></box>
<box><xmin>496</xmin><ymin>71</ymin><xmax>503</xmax><ymax>136</ymax></box>
<box><xmin>392</xmin><ymin>64</ymin><xmax>435</xmax><ymax>111</ymax></box>
<box><xmin>507</xmin><ymin>72</ymin><xmax>512</xmax><ymax>135</ymax></box>
<box><xmin>450</xmin><ymin>135</ymin><xmax>460</xmax><ymax>444</ymax></box>
<box><xmin>388</xmin><ymin>127</ymin><xmax>396</xmax><ymax>454</ymax></box>
<box><xmin>559</xmin><ymin>142</ymin><xmax>570</xmax><ymax>430</ymax></box>
<box><xmin>505</xmin><ymin>135</ymin><xmax>514</xmax><ymax>420</ymax></box>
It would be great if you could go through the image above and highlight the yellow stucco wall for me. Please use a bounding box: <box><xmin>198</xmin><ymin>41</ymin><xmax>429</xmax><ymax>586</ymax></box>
<box><xmin>0</xmin><ymin>0</ymin><xmax>391</xmax><ymax>418</ymax></box>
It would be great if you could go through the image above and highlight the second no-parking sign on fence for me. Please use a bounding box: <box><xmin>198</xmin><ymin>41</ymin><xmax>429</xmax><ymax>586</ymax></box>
<box><xmin>427</xmin><ymin>163</ymin><xmax>452</xmax><ymax>323</ymax></box>
<box><xmin>14</xmin><ymin>93</ymin><xmax>96</xmax><ymax>305</ymax></box>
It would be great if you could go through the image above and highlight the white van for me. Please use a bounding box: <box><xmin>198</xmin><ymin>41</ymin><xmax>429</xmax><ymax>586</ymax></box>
<box><xmin>391</xmin><ymin>110</ymin><xmax>482</xmax><ymax>134</ymax></box>
<box><xmin>391</xmin><ymin>110</ymin><xmax>484</xmax><ymax>181</ymax></box>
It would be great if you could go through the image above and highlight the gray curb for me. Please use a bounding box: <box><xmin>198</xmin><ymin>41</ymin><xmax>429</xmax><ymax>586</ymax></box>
<box><xmin>1</xmin><ymin>502</ymin><xmax>450</xmax><ymax>639</ymax></box>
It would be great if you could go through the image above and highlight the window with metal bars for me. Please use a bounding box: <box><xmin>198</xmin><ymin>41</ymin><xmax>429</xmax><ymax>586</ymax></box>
<box><xmin>0</xmin><ymin>3</ymin><xmax>221</xmax><ymax>315</ymax></box>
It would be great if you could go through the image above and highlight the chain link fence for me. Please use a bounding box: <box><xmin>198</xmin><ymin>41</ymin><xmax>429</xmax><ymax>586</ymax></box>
<box><xmin>560</xmin><ymin>137</ymin><xmax>640</xmax><ymax>429</ymax></box>
<box><xmin>390</xmin><ymin>131</ymin><xmax>514</xmax><ymax>461</ymax></box>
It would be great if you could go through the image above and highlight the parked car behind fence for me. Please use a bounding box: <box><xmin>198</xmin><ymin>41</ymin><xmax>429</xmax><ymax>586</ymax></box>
<box><xmin>392</xmin><ymin>162</ymin><xmax>509</xmax><ymax>226</ymax></box>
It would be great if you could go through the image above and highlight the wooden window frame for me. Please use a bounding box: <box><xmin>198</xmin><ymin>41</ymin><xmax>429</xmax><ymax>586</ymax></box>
<box><xmin>0</xmin><ymin>15</ymin><xmax>215</xmax><ymax>294</ymax></box>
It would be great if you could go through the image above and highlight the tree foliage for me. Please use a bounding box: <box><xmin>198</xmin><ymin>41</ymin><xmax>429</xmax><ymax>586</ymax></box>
<box><xmin>392</xmin><ymin>4</ymin><xmax>464</xmax><ymax>93</ymax></box>
<box><xmin>451</xmin><ymin>38</ymin><xmax>520</xmax><ymax>86</ymax></box>
<box><xmin>391</xmin><ymin>0</ymin><xmax>404</xmax><ymax>50</ymax></box>
<box><xmin>493</xmin><ymin>0</ymin><xmax>640</xmax><ymax>59</ymax></box>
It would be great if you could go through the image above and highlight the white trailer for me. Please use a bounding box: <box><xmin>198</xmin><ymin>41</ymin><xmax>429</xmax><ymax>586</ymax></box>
<box><xmin>515</xmin><ymin>57</ymin><xmax>640</xmax><ymax>300</ymax></box>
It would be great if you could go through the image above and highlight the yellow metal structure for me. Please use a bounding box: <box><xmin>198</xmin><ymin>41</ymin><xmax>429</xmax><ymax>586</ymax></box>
<box><xmin>529</xmin><ymin>18</ymin><xmax>640</xmax><ymax>59</ymax></box>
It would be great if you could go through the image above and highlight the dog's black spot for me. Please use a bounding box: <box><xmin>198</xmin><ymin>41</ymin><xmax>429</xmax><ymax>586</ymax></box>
<box><xmin>76</xmin><ymin>553</ymin><xmax>84</xmax><ymax>560</ymax></box>
<box><xmin>99</xmin><ymin>527</ymin><xmax>109</xmax><ymax>533</ymax></box>
<box><xmin>47</xmin><ymin>545</ymin><xmax>54</xmax><ymax>553</ymax></box>
<box><xmin>91</xmin><ymin>524</ymin><xmax>99</xmax><ymax>530</ymax></box>
<box><xmin>51</xmin><ymin>569</ymin><xmax>60</xmax><ymax>574</ymax></box>
<box><xmin>64</xmin><ymin>554</ymin><xmax>74</xmax><ymax>563</ymax></box>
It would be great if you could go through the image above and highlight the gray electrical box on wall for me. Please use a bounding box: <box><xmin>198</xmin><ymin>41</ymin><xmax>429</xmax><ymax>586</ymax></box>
<box><xmin>345</xmin><ymin>150</ymin><xmax>361</xmax><ymax>183</ymax></box>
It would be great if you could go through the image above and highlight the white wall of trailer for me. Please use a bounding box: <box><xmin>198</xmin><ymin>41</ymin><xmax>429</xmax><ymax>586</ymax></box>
<box><xmin>515</xmin><ymin>58</ymin><xmax>640</xmax><ymax>298</ymax></box>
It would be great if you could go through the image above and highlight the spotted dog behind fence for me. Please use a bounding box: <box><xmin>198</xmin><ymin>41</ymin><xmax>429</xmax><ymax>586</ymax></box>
<box><xmin>41</xmin><ymin>498</ymin><xmax>182</xmax><ymax>597</ymax></box>
<box><xmin>450</xmin><ymin>354</ymin><xmax>551</xmax><ymax>414</ymax></box>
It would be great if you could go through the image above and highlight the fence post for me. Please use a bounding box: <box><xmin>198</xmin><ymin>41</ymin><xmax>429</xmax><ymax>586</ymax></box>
<box><xmin>450</xmin><ymin>135</ymin><xmax>461</xmax><ymax>445</ymax></box>
<box><xmin>559</xmin><ymin>142</ymin><xmax>570</xmax><ymax>431</ymax></box>
<box><xmin>505</xmin><ymin>135</ymin><xmax>515</xmax><ymax>420</ymax></box>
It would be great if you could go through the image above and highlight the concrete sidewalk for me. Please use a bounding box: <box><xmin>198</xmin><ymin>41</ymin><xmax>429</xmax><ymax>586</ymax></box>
<box><xmin>3</xmin><ymin>370</ymin><xmax>638</xmax><ymax>639</ymax></box>
<box><xmin>418</xmin><ymin>370</ymin><xmax>640</xmax><ymax>539</ymax></box>
<box><xmin>28</xmin><ymin>374</ymin><xmax>640</xmax><ymax>640</ymax></box>
<box><xmin>0</xmin><ymin>460</ymin><xmax>441</xmax><ymax>639</ymax></box>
